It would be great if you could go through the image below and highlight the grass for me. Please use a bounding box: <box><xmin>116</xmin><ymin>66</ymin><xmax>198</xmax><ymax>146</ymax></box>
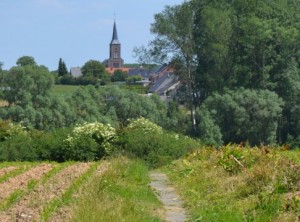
<box><xmin>164</xmin><ymin>146</ymin><xmax>300</xmax><ymax>222</ymax></box>
<box><xmin>52</xmin><ymin>85</ymin><xmax>81</xmax><ymax>97</ymax></box>
<box><xmin>70</xmin><ymin>156</ymin><xmax>162</xmax><ymax>222</ymax></box>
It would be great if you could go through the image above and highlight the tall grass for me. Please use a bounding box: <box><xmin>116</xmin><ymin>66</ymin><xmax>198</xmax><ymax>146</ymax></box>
<box><xmin>71</xmin><ymin>156</ymin><xmax>162</xmax><ymax>222</ymax></box>
<box><xmin>165</xmin><ymin>146</ymin><xmax>300</xmax><ymax>222</ymax></box>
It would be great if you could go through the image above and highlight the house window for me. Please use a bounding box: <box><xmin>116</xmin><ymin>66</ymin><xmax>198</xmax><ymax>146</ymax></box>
<box><xmin>114</xmin><ymin>51</ymin><xmax>118</xmax><ymax>58</ymax></box>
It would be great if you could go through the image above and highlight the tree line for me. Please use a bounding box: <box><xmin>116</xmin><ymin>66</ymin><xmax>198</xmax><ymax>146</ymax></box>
<box><xmin>0</xmin><ymin>57</ymin><xmax>189</xmax><ymax>134</ymax></box>
<box><xmin>135</xmin><ymin>0</ymin><xmax>300</xmax><ymax>147</ymax></box>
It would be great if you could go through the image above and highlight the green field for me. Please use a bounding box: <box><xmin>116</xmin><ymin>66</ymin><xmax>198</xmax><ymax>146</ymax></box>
<box><xmin>52</xmin><ymin>85</ymin><xmax>82</xmax><ymax>97</ymax></box>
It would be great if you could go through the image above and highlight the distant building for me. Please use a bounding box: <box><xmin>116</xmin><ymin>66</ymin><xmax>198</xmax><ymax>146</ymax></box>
<box><xmin>104</xmin><ymin>20</ymin><xmax>124</xmax><ymax>69</ymax></box>
<box><xmin>70</xmin><ymin>67</ymin><xmax>82</xmax><ymax>77</ymax></box>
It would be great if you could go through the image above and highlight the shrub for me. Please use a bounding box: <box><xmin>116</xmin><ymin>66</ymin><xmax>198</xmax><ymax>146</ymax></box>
<box><xmin>0</xmin><ymin>134</ymin><xmax>37</xmax><ymax>161</ymax></box>
<box><xmin>121</xmin><ymin>117</ymin><xmax>200</xmax><ymax>167</ymax></box>
<box><xmin>63</xmin><ymin>122</ymin><xmax>116</xmax><ymax>161</ymax></box>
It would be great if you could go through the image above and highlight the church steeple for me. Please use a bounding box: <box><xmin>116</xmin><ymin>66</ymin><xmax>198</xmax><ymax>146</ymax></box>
<box><xmin>105</xmin><ymin>19</ymin><xmax>124</xmax><ymax>68</ymax></box>
<box><xmin>111</xmin><ymin>20</ymin><xmax>120</xmax><ymax>44</ymax></box>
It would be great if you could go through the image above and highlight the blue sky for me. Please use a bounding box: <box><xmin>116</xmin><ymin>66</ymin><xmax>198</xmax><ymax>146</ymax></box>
<box><xmin>0</xmin><ymin>0</ymin><xmax>184</xmax><ymax>71</ymax></box>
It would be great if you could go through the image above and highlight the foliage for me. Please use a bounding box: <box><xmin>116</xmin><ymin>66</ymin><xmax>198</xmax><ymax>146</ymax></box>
<box><xmin>111</xmin><ymin>69</ymin><xmax>128</xmax><ymax>82</ymax></box>
<box><xmin>121</xmin><ymin>117</ymin><xmax>200</xmax><ymax>167</ymax></box>
<box><xmin>195</xmin><ymin>108</ymin><xmax>223</xmax><ymax>146</ymax></box>
<box><xmin>165</xmin><ymin>146</ymin><xmax>300</xmax><ymax>221</ymax></box>
<box><xmin>63</xmin><ymin>122</ymin><xmax>116</xmax><ymax>161</ymax></box>
<box><xmin>1</xmin><ymin>65</ymin><xmax>53</xmax><ymax>107</ymax></box>
<box><xmin>16</xmin><ymin>56</ymin><xmax>36</xmax><ymax>67</ymax></box>
<box><xmin>126</xmin><ymin>75</ymin><xmax>142</xmax><ymax>84</ymax></box>
<box><xmin>203</xmin><ymin>88</ymin><xmax>284</xmax><ymax>145</ymax></box>
<box><xmin>144</xmin><ymin>0</ymin><xmax>300</xmax><ymax>145</ymax></box>
<box><xmin>57</xmin><ymin>58</ymin><xmax>68</xmax><ymax>77</ymax></box>
<box><xmin>81</xmin><ymin>60</ymin><xmax>105</xmax><ymax>78</ymax></box>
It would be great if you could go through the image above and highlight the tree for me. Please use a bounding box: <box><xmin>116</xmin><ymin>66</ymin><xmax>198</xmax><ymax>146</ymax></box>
<box><xmin>0</xmin><ymin>61</ymin><xmax>3</xmax><ymax>71</ymax></box>
<box><xmin>192</xmin><ymin>0</ymin><xmax>233</xmax><ymax>102</ymax></box>
<box><xmin>111</xmin><ymin>70</ymin><xmax>128</xmax><ymax>82</ymax></box>
<box><xmin>2</xmin><ymin>65</ymin><xmax>53</xmax><ymax>108</ymax></box>
<box><xmin>203</xmin><ymin>89</ymin><xmax>284</xmax><ymax>145</ymax></box>
<box><xmin>57</xmin><ymin>58</ymin><xmax>68</xmax><ymax>76</ymax></box>
<box><xmin>16</xmin><ymin>56</ymin><xmax>36</xmax><ymax>67</ymax></box>
<box><xmin>81</xmin><ymin>60</ymin><xmax>105</xmax><ymax>78</ymax></box>
<box><xmin>145</xmin><ymin>2</ymin><xmax>198</xmax><ymax>131</ymax></box>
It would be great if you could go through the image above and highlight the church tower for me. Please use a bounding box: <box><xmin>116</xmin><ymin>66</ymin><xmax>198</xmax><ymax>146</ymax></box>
<box><xmin>106</xmin><ymin>20</ymin><xmax>124</xmax><ymax>68</ymax></box>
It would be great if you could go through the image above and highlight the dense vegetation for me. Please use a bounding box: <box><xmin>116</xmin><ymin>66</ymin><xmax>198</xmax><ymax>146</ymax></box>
<box><xmin>165</xmin><ymin>145</ymin><xmax>300</xmax><ymax>221</ymax></box>
<box><xmin>136</xmin><ymin>0</ymin><xmax>300</xmax><ymax>147</ymax></box>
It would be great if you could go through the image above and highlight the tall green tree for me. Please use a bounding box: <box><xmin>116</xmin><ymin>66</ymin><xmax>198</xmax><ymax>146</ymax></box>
<box><xmin>81</xmin><ymin>60</ymin><xmax>105</xmax><ymax>78</ymax></box>
<box><xmin>57</xmin><ymin>58</ymin><xmax>68</xmax><ymax>76</ymax></box>
<box><xmin>148</xmin><ymin>2</ymin><xmax>198</xmax><ymax>130</ymax></box>
<box><xmin>203</xmin><ymin>88</ymin><xmax>284</xmax><ymax>145</ymax></box>
<box><xmin>16</xmin><ymin>56</ymin><xmax>36</xmax><ymax>67</ymax></box>
<box><xmin>2</xmin><ymin>65</ymin><xmax>53</xmax><ymax>108</ymax></box>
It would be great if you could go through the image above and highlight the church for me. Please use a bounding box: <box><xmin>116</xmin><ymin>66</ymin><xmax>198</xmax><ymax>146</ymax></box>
<box><xmin>103</xmin><ymin>20</ymin><xmax>129</xmax><ymax>74</ymax></box>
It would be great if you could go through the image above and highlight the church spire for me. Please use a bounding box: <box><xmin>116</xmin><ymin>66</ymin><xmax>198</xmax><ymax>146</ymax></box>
<box><xmin>111</xmin><ymin>20</ymin><xmax>120</xmax><ymax>44</ymax></box>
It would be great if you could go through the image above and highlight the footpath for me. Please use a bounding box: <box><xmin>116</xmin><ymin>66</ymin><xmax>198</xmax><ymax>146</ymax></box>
<box><xmin>149</xmin><ymin>172</ymin><xmax>189</xmax><ymax>222</ymax></box>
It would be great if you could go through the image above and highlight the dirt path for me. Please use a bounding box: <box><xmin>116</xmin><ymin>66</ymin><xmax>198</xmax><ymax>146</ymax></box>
<box><xmin>149</xmin><ymin>171</ymin><xmax>189</xmax><ymax>222</ymax></box>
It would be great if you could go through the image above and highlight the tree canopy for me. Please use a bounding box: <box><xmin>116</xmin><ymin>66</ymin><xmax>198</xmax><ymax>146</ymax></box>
<box><xmin>136</xmin><ymin>0</ymin><xmax>300</xmax><ymax>146</ymax></box>
<box><xmin>16</xmin><ymin>56</ymin><xmax>37</xmax><ymax>67</ymax></box>
<box><xmin>57</xmin><ymin>58</ymin><xmax>68</xmax><ymax>76</ymax></box>
<box><xmin>81</xmin><ymin>60</ymin><xmax>105</xmax><ymax>78</ymax></box>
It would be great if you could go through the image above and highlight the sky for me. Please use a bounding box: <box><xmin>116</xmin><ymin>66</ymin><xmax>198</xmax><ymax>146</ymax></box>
<box><xmin>0</xmin><ymin>0</ymin><xmax>185</xmax><ymax>71</ymax></box>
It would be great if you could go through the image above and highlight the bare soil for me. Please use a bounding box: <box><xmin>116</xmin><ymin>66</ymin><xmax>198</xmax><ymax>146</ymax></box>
<box><xmin>0</xmin><ymin>163</ymin><xmax>91</xmax><ymax>222</ymax></box>
<box><xmin>0</xmin><ymin>166</ymin><xmax>18</xmax><ymax>178</ymax></box>
<box><xmin>0</xmin><ymin>164</ymin><xmax>53</xmax><ymax>201</ymax></box>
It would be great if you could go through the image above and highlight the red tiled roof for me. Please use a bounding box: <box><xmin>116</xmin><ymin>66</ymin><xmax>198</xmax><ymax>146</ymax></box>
<box><xmin>105</xmin><ymin>67</ymin><xmax>130</xmax><ymax>74</ymax></box>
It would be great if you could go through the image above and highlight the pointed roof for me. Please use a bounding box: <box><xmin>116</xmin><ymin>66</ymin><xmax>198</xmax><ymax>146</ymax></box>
<box><xmin>110</xmin><ymin>20</ymin><xmax>120</xmax><ymax>44</ymax></box>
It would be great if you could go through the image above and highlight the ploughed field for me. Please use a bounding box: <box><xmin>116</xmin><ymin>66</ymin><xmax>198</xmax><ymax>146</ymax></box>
<box><xmin>0</xmin><ymin>161</ymin><xmax>106</xmax><ymax>221</ymax></box>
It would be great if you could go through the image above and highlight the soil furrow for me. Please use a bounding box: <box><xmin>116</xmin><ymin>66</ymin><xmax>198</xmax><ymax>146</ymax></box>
<box><xmin>49</xmin><ymin>162</ymin><xmax>110</xmax><ymax>222</ymax></box>
<box><xmin>0</xmin><ymin>166</ymin><xmax>18</xmax><ymax>178</ymax></box>
<box><xmin>0</xmin><ymin>164</ymin><xmax>53</xmax><ymax>201</ymax></box>
<box><xmin>0</xmin><ymin>162</ymin><xmax>91</xmax><ymax>222</ymax></box>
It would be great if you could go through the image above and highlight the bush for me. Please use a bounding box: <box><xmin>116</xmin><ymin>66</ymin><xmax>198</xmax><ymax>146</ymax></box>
<box><xmin>121</xmin><ymin>117</ymin><xmax>200</xmax><ymax>167</ymax></box>
<box><xmin>0</xmin><ymin>134</ymin><xmax>37</xmax><ymax>161</ymax></box>
<box><xmin>63</xmin><ymin>122</ymin><xmax>116</xmax><ymax>161</ymax></box>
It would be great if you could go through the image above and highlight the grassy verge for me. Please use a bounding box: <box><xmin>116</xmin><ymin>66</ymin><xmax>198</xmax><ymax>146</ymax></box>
<box><xmin>71</xmin><ymin>156</ymin><xmax>162</xmax><ymax>222</ymax></box>
<box><xmin>164</xmin><ymin>147</ymin><xmax>300</xmax><ymax>222</ymax></box>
